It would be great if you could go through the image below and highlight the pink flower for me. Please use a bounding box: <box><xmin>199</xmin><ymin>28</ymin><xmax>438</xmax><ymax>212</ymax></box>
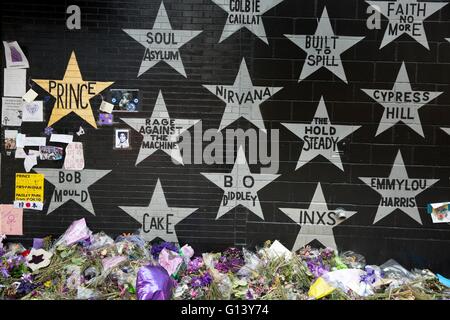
<box><xmin>181</xmin><ymin>245</ymin><xmax>194</xmax><ymax>260</ymax></box>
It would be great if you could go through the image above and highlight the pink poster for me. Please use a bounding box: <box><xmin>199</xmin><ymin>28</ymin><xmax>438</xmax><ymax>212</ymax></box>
<box><xmin>0</xmin><ymin>204</ymin><xmax>23</xmax><ymax>235</ymax></box>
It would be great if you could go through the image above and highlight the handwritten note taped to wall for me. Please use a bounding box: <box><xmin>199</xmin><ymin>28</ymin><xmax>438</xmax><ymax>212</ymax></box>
<box><xmin>0</xmin><ymin>205</ymin><xmax>23</xmax><ymax>235</ymax></box>
<box><xmin>64</xmin><ymin>142</ymin><xmax>85</xmax><ymax>170</ymax></box>
<box><xmin>14</xmin><ymin>173</ymin><xmax>44</xmax><ymax>210</ymax></box>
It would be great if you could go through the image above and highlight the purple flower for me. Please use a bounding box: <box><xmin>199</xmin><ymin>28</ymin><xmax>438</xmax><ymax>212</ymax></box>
<box><xmin>150</xmin><ymin>242</ymin><xmax>178</xmax><ymax>260</ymax></box>
<box><xmin>21</xmin><ymin>273</ymin><xmax>33</xmax><ymax>283</ymax></box>
<box><xmin>190</xmin><ymin>272</ymin><xmax>213</xmax><ymax>288</ymax></box>
<box><xmin>246</xmin><ymin>290</ymin><xmax>254</xmax><ymax>300</ymax></box>
<box><xmin>214</xmin><ymin>262</ymin><xmax>229</xmax><ymax>273</ymax></box>
<box><xmin>306</xmin><ymin>258</ymin><xmax>329</xmax><ymax>278</ymax></box>
<box><xmin>187</xmin><ymin>257</ymin><xmax>204</xmax><ymax>273</ymax></box>
<box><xmin>1</xmin><ymin>267</ymin><xmax>10</xmax><ymax>278</ymax></box>
<box><xmin>0</xmin><ymin>247</ymin><xmax>5</xmax><ymax>258</ymax></box>
<box><xmin>214</xmin><ymin>248</ymin><xmax>244</xmax><ymax>274</ymax></box>
<box><xmin>320</xmin><ymin>247</ymin><xmax>335</xmax><ymax>260</ymax></box>
<box><xmin>360</xmin><ymin>266</ymin><xmax>378</xmax><ymax>284</ymax></box>
<box><xmin>44</xmin><ymin>127</ymin><xmax>54</xmax><ymax>136</ymax></box>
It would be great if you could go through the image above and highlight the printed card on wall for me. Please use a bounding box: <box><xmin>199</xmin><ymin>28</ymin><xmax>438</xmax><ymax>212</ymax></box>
<box><xmin>64</xmin><ymin>142</ymin><xmax>85</xmax><ymax>170</ymax></box>
<box><xmin>428</xmin><ymin>203</ymin><xmax>450</xmax><ymax>223</ymax></box>
<box><xmin>14</xmin><ymin>173</ymin><xmax>44</xmax><ymax>210</ymax></box>
<box><xmin>109</xmin><ymin>89</ymin><xmax>139</xmax><ymax>112</ymax></box>
<box><xmin>0</xmin><ymin>205</ymin><xmax>23</xmax><ymax>235</ymax></box>
<box><xmin>2</xmin><ymin>97</ymin><xmax>23</xmax><ymax>126</ymax></box>
<box><xmin>2</xmin><ymin>41</ymin><xmax>29</xmax><ymax>68</ymax></box>
<box><xmin>22</xmin><ymin>101</ymin><xmax>44</xmax><ymax>122</ymax></box>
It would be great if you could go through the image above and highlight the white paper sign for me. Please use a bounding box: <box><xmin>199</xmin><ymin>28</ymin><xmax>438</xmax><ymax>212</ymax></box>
<box><xmin>3</xmin><ymin>68</ymin><xmax>26</xmax><ymax>97</ymax></box>
<box><xmin>50</xmin><ymin>134</ymin><xmax>73</xmax><ymax>144</ymax></box>
<box><xmin>2</xmin><ymin>97</ymin><xmax>23</xmax><ymax>126</ymax></box>
<box><xmin>24</xmin><ymin>137</ymin><xmax>46</xmax><ymax>147</ymax></box>
<box><xmin>64</xmin><ymin>142</ymin><xmax>85</xmax><ymax>170</ymax></box>
<box><xmin>16</xmin><ymin>134</ymin><xmax>26</xmax><ymax>148</ymax></box>
<box><xmin>24</xmin><ymin>154</ymin><xmax>38</xmax><ymax>172</ymax></box>
<box><xmin>22</xmin><ymin>89</ymin><xmax>38</xmax><ymax>102</ymax></box>
<box><xmin>15</xmin><ymin>148</ymin><xmax>27</xmax><ymax>159</ymax></box>
<box><xmin>2</xmin><ymin>41</ymin><xmax>29</xmax><ymax>69</ymax></box>
<box><xmin>99</xmin><ymin>101</ymin><xmax>114</xmax><ymax>114</ymax></box>
<box><xmin>22</xmin><ymin>101</ymin><xmax>44</xmax><ymax>122</ymax></box>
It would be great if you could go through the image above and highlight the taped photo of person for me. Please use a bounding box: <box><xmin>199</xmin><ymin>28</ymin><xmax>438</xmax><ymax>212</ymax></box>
<box><xmin>115</xmin><ymin>129</ymin><xmax>130</xmax><ymax>149</ymax></box>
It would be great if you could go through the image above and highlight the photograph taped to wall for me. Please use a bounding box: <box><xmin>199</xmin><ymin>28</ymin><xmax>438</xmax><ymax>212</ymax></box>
<box><xmin>4</xmin><ymin>129</ymin><xmax>18</xmax><ymax>150</ymax></box>
<box><xmin>109</xmin><ymin>89</ymin><xmax>140</xmax><ymax>112</ymax></box>
<box><xmin>39</xmin><ymin>146</ymin><xmax>63</xmax><ymax>160</ymax></box>
<box><xmin>114</xmin><ymin>128</ymin><xmax>131</xmax><ymax>149</ymax></box>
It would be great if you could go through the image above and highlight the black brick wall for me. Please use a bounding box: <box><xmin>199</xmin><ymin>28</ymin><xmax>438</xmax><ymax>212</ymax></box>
<box><xmin>1</xmin><ymin>0</ymin><xmax>450</xmax><ymax>273</ymax></box>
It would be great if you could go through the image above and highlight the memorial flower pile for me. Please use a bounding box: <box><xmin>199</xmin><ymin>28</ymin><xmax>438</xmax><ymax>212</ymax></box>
<box><xmin>0</xmin><ymin>221</ymin><xmax>449</xmax><ymax>300</ymax></box>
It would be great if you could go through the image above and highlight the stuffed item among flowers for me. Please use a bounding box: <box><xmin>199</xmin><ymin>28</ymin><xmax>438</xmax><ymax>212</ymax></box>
<box><xmin>26</xmin><ymin>248</ymin><xmax>53</xmax><ymax>271</ymax></box>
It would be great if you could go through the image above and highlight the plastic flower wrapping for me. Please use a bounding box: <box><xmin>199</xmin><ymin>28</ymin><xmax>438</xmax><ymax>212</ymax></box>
<box><xmin>0</xmin><ymin>222</ymin><xmax>449</xmax><ymax>300</ymax></box>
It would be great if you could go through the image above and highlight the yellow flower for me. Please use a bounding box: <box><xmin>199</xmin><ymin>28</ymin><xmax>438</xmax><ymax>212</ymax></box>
<box><xmin>44</xmin><ymin>280</ymin><xmax>52</xmax><ymax>288</ymax></box>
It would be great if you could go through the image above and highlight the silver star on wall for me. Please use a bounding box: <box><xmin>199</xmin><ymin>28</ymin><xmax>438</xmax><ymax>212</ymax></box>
<box><xmin>203</xmin><ymin>58</ymin><xmax>283</xmax><ymax>132</ymax></box>
<box><xmin>33</xmin><ymin>168</ymin><xmax>111</xmax><ymax>216</ymax></box>
<box><xmin>284</xmin><ymin>7</ymin><xmax>364</xmax><ymax>83</ymax></box>
<box><xmin>367</xmin><ymin>0</ymin><xmax>447</xmax><ymax>49</ymax></box>
<box><xmin>211</xmin><ymin>0</ymin><xmax>285</xmax><ymax>44</ymax></box>
<box><xmin>123</xmin><ymin>1</ymin><xmax>202</xmax><ymax>77</ymax></box>
<box><xmin>121</xmin><ymin>91</ymin><xmax>199</xmax><ymax>165</ymax></box>
<box><xmin>119</xmin><ymin>179</ymin><xmax>198</xmax><ymax>242</ymax></box>
<box><xmin>359</xmin><ymin>151</ymin><xmax>439</xmax><ymax>224</ymax></box>
<box><xmin>282</xmin><ymin>97</ymin><xmax>360</xmax><ymax>171</ymax></box>
<box><xmin>201</xmin><ymin>146</ymin><xmax>279</xmax><ymax>220</ymax></box>
<box><xmin>361</xmin><ymin>62</ymin><xmax>442</xmax><ymax>137</ymax></box>
<box><xmin>280</xmin><ymin>183</ymin><xmax>357</xmax><ymax>250</ymax></box>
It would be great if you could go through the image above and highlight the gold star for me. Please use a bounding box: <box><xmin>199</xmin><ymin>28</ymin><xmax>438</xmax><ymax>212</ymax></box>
<box><xmin>32</xmin><ymin>51</ymin><xmax>114</xmax><ymax>128</ymax></box>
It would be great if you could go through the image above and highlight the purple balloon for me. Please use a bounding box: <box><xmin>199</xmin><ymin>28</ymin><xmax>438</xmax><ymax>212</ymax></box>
<box><xmin>136</xmin><ymin>265</ymin><xmax>174</xmax><ymax>300</ymax></box>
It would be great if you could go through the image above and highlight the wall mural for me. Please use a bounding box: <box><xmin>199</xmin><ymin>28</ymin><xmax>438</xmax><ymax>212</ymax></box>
<box><xmin>282</xmin><ymin>97</ymin><xmax>360</xmax><ymax>171</ymax></box>
<box><xmin>33</xmin><ymin>169</ymin><xmax>111</xmax><ymax>216</ymax></box>
<box><xmin>211</xmin><ymin>0</ymin><xmax>285</xmax><ymax>44</ymax></box>
<box><xmin>284</xmin><ymin>7</ymin><xmax>365</xmax><ymax>83</ymax></box>
<box><xmin>279</xmin><ymin>183</ymin><xmax>357</xmax><ymax>250</ymax></box>
<box><xmin>120</xmin><ymin>90</ymin><xmax>199</xmax><ymax>165</ymax></box>
<box><xmin>32</xmin><ymin>52</ymin><xmax>114</xmax><ymax>129</ymax></box>
<box><xmin>123</xmin><ymin>2</ymin><xmax>202</xmax><ymax>77</ymax></box>
<box><xmin>358</xmin><ymin>151</ymin><xmax>439</xmax><ymax>224</ymax></box>
<box><xmin>361</xmin><ymin>62</ymin><xmax>443</xmax><ymax>138</ymax></box>
<box><xmin>1</xmin><ymin>0</ymin><xmax>450</xmax><ymax>272</ymax></box>
<box><xmin>203</xmin><ymin>58</ymin><xmax>283</xmax><ymax>132</ymax></box>
<box><xmin>119</xmin><ymin>179</ymin><xmax>198</xmax><ymax>242</ymax></box>
<box><xmin>201</xmin><ymin>146</ymin><xmax>280</xmax><ymax>220</ymax></box>
<box><xmin>366</xmin><ymin>0</ymin><xmax>448</xmax><ymax>49</ymax></box>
